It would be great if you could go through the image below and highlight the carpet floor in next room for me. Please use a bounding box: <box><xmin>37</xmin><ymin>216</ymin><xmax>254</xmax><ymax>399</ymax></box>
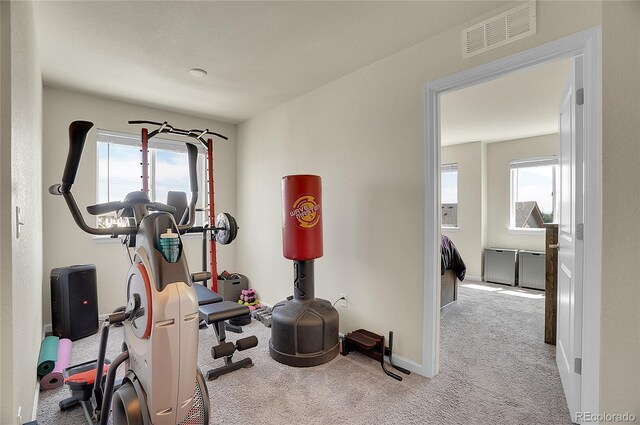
<box><xmin>38</xmin><ymin>282</ymin><xmax>570</xmax><ymax>424</ymax></box>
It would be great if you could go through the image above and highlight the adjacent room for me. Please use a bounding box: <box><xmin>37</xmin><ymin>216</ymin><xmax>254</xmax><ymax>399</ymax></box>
<box><xmin>1</xmin><ymin>1</ymin><xmax>639</xmax><ymax>425</ymax></box>
<box><xmin>437</xmin><ymin>58</ymin><xmax>572</xmax><ymax>423</ymax></box>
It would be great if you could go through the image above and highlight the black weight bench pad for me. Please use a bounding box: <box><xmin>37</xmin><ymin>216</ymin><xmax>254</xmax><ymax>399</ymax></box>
<box><xmin>194</xmin><ymin>284</ymin><xmax>223</xmax><ymax>306</ymax></box>
<box><xmin>199</xmin><ymin>301</ymin><xmax>249</xmax><ymax>324</ymax></box>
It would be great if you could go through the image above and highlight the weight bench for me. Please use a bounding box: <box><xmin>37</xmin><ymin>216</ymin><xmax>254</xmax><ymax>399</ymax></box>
<box><xmin>199</xmin><ymin>301</ymin><xmax>258</xmax><ymax>380</ymax></box>
<box><xmin>191</xmin><ymin>273</ymin><xmax>258</xmax><ymax>380</ymax></box>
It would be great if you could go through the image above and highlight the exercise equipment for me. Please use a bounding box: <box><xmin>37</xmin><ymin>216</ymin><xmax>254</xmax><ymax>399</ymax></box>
<box><xmin>130</xmin><ymin>120</ymin><xmax>232</xmax><ymax>294</ymax></box>
<box><xmin>341</xmin><ymin>330</ymin><xmax>411</xmax><ymax>381</ymax></box>
<box><xmin>41</xmin><ymin>338</ymin><xmax>73</xmax><ymax>390</ymax></box>
<box><xmin>199</xmin><ymin>301</ymin><xmax>258</xmax><ymax>380</ymax></box>
<box><xmin>166</xmin><ymin>191</ymin><xmax>239</xmax><ymax>290</ymax></box>
<box><xmin>49</xmin><ymin>120</ymin><xmax>223</xmax><ymax>425</ymax></box>
<box><xmin>215</xmin><ymin>213</ymin><xmax>238</xmax><ymax>245</ymax></box>
<box><xmin>269</xmin><ymin>175</ymin><xmax>340</xmax><ymax>367</ymax></box>
<box><xmin>252</xmin><ymin>307</ymin><xmax>273</xmax><ymax>328</ymax></box>
<box><xmin>191</xmin><ymin>273</ymin><xmax>257</xmax><ymax>379</ymax></box>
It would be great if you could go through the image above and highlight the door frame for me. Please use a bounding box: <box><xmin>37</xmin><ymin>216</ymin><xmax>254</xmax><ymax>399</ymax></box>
<box><xmin>422</xmin><ymin>27</ymin><xmax>601</xmax><ymax>417</ymax></box>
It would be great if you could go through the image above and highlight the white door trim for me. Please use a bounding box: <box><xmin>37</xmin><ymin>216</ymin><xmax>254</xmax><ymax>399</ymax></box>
<box><xmin>422</xmin><ymin>27</ymin><xmax>601</xmax><ymax>419</ymax></box>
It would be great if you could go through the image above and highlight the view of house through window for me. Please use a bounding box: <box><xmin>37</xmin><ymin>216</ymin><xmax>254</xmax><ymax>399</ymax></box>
<box><xmin>441</xmin><ymin>163</ymin><xmax>458</xmax><ymax>228</ymax></box>
<box><xmin>510</xmin><ymin>157</ymin><xmax>558</xmax><ymax>229</ymax></box>
<box><xmin>97</xmin><ymin>130</ymin><xmax>206</xmax><ymax>229</ymax></box>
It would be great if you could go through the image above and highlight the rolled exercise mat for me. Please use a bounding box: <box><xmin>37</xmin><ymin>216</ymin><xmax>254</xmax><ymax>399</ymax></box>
<box><xmin>37</xmin><ymin>335</ymin><xmax>59</xmax><ymax>377</ymax></box>
<box><xmin>40</xmin><ymin>338</ymin><xmax>72</xmax><ymax>390</ymax></box>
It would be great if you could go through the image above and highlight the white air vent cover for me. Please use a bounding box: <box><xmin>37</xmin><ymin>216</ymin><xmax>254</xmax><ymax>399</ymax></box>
<box><xmin>462</xmin><ymin>1</ymin><xmax>536</xmax><ymax>58</ymax></box>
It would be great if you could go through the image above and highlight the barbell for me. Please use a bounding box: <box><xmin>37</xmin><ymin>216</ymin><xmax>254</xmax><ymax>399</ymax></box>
<box><xmin>214</xmin><ymin>212</ymin><xmax>239</xmax><ymax>245</ymax></box>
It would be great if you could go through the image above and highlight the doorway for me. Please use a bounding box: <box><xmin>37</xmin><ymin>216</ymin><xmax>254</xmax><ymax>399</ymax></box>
<box><xmin>422</xmin><ymin>28</ymin><xmax>601</xmax><ymax>422</ymax></box>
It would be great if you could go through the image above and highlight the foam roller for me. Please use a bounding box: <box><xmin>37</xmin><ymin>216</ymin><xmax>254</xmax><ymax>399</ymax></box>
<box><xmin>212</xmin><ymin>342</ymin><xmax>235</xmax><ymax>359</ymax></box>
<box><xmin>236</xmin><ymin>336</ymin><xmax>258</xmax><ymax>351</ymax></box>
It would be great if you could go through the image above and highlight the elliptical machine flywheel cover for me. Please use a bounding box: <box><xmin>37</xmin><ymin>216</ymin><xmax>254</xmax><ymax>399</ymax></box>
<box><xmin>126</xmin><ymin>263</ymin><xmax>152</xmax><ymax>339</ymax></box>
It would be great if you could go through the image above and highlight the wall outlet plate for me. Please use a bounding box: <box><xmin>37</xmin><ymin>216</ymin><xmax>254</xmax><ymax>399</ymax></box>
<box><xmin>339</xmin><ymin>293</ymin><xmax>348</xmax><ymax>308</ymax></box>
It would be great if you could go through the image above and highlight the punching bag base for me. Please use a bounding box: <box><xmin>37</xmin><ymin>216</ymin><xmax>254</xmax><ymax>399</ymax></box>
<box><xmin>269</xmin><ymin>298</ymin><xmax>339</xmax><ymax>367</ymax></box>
<box><xmin>269</xmin><ymin>341</ymin><xmax>339</xmax><ymax>368</ymax></box>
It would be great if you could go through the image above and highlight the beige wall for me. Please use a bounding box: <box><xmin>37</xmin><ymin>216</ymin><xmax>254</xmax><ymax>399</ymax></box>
<box><xmin>42</xmin><ymin>87</ymin><xmax>238</xmax><ymax>324</ymax></box>
<box><xmin>441</xmin><ymin>142</ymin><xmax>484</xmax><ymax>278</ymax></box>
<box><xmin>486</xmin><ymin>134</ymin><xmax>559</xmax><ymax>251</ymax></box>
<box><xmin>236</xmin><ymin>1</ymin><xmax>603</xmax><ymax>369</ymax></box>
<box><xmin>600</xmin><ymin>0</ymin><xmax>640</xmax><ymax>416</ymax></box>
<box><xmin>0</xmin><ymin>1</ymin><xmax>43</xmax><ymax>422</ymax></box>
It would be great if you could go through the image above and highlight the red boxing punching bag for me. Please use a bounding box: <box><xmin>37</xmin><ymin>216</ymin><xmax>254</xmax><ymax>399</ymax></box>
<box><xmin>282</xmin><ymin>175</ymin><xmax>323</xmax><ymax>261</ymax></box>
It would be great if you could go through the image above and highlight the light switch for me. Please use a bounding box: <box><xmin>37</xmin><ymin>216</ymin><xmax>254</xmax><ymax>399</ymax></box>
<box><xmin>15</xmin><ymin>206</ymin><xmax>24</xmax><ymax>238</ymax></box>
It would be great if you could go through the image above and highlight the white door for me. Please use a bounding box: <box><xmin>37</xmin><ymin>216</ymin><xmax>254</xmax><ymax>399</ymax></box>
<box><xmin>556</xmin><ymin>56</ymin><xmax>584</xmax><ymax>422</ymax></box>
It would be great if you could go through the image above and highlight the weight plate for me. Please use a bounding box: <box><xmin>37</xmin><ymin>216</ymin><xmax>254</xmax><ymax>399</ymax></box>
<box><xmin>228</xmin><ymin>214</ymin><xmax>238</xmax><ymax>242</ymax></box>
<box><xmin>215</xmin><ymin>212</ymin><xmax>239</xmax><ymax>245</ymax></box>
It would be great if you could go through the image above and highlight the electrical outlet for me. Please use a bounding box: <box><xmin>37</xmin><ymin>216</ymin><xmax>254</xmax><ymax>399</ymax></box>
<box><xmin>339</xmin><ymin>293</ymin><xmax>348</xmax><ymax>308</ymax></box>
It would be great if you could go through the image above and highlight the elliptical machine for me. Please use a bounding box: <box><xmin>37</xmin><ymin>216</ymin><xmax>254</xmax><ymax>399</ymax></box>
<box><xmin>50</xmin><ymin>120</ymin><xmax>219</xmax><ymax>425</ymax></box>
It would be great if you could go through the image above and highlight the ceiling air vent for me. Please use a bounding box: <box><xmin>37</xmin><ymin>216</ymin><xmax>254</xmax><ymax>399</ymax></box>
<box><xmin>462</xmin><ymin>1</ymin><xmax>536</xmax><ymax>58</ymax></box>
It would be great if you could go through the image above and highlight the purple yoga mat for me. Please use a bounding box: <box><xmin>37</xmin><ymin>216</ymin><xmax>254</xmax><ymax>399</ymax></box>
<box><xmin>40</xmin><ymin>338</ymin><xmax>72</xmax><ymax>390</ymax></box>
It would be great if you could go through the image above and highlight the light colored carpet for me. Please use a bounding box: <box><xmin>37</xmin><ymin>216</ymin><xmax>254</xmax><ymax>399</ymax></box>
<box><xmin>37</xmin><ymin>282</ymin><xmax>570</xmax><ymax>424</ymax></box>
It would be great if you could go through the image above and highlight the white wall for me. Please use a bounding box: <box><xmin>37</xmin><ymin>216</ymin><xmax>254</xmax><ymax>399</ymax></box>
<box><xmin>42</xmin><ymin>87</ymin><xmax>238</xmax><ymax>323</ymax></box>
<box><xmin>441</xmin><ymin>141</ymin><xmax>484</xmax><ymax>278</ymax></box>
<box><xmin>0</xmin><ymin>1</ymin><xmax>43</xmax><ymax>422</ymax></box>
<box><xmin>486</xmin><ymin>134</ymin><xmax>559</xmax><ymax>251</ymax></box>
<box><xmin>236</xmin><ymin>1</ymin><xmax>604</xmax><ymax>368</ymax></box>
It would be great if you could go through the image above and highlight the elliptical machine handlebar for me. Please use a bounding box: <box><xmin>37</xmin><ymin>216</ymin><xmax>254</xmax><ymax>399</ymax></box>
<box><xmin>62</xmin><ymin>120</ymin><xmax>94</xmax><ymax>192</ymax></box>
<box><xmin>50</xmin><ymin>120</ymin><xmax>199</xmax><ymax>236</ymax></box>
<box><xmin>49</xmin><ymin>121</ymin><xmax>134</xmax><ymax>236</ymax></box>
<box><xmin>176</xmin><ymin>142</ymin><xmax>199</xmax><ymax>233</ymax></box>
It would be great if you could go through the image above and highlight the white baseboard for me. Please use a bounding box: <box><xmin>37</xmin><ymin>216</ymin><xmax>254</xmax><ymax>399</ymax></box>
<box><xmin>31</xmin><ymin>378</ymin><xmax>39</xmax><ymax>421</ymax></box>
<box><xmin>464</xmin><ymin>275</ymin><xmax>482</xmax><ymax>282</ymax></box>
<box><xmin>384</xmin><ymin>354</ymin><xmax>424</xmax><ymax>376</ymax></box>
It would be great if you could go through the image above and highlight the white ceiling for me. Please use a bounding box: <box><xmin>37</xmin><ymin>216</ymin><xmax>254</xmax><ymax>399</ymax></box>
<box><xmin>441</xmin><ymin>58</ymin><xmax>572</xmax><ymax>146</ymax></box>
<box><xmin>33</xmin><ymin>1</ymin><xmax>509</xmax><ymax>124</ymax></box>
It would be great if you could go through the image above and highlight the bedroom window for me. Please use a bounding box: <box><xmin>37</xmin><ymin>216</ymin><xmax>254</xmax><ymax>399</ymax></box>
<box><xmin>441</xmin><ymin>163</ymin><xmax>458</xmax><ymax>228</ymax></box>
<box><xmin>96</xmin><ymin>129</ymin><xmax>207</xmax><ymax>229</ymax></box>
<box><xmin>510</xmin><ymin>156</ymin><xmax>558</xmax><ymax>229</ymax></box>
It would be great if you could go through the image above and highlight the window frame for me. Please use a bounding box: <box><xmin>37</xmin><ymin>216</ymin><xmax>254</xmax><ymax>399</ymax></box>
<box><xmin>94</xmin><ymin>128</ymin><xmax>208</xmax><ymax>237</ymax></box>
<box><xmin>440</xmin><ymin>162</ymin><xmax>459</xmax><ymax>229</ymax></box>
<box><xmin>509</xmin><ymin>155</ymin><xmax>558</xmax><ymax>233</ymax></box>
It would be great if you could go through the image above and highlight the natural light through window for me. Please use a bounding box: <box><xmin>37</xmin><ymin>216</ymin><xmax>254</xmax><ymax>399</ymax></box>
<box><xmin>510</xmin><ymin>157</ymin><xmax>558</xmax><ymax>229</ymax></box>
<box><xmin>97</xmin><ymin>130</ymin><xmax>206</xmax><ymax>229</ymax></box>
<box><xmin>441</xmin><ymin>163</ymin><xmax>458</xmax><ymax>228</ymax></box>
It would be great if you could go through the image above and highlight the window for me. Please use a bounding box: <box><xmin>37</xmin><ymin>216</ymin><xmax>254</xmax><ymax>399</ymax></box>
<box><xmin>441</xmin><ymin>163</ymin><xmax>458</xmax><ymax>228</ymax></box>
<box><xmin>510</xmin><ymin>157</ymin><xmax>558</xmax><ymax>229</ymax></box>
<box><xmin>96</xmin><ymin>129</ymin><xmax>207</xmax><ymax>229</ymax></box>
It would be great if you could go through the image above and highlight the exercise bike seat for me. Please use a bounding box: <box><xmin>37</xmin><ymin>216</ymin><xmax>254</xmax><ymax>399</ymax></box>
<box><xmin>65</xmin><ymin>364</ymin><xmax>110</xmax><ymax>386</ymax></box>
<box><xmin>194</xmin><ymin>284</ymin><xmax>223</xmax><ymax>306</ymax></box>
<box><xmin>199</xmin><ymin>301</ymin><xmax>249</xmax><ymax>325</ymax></box>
